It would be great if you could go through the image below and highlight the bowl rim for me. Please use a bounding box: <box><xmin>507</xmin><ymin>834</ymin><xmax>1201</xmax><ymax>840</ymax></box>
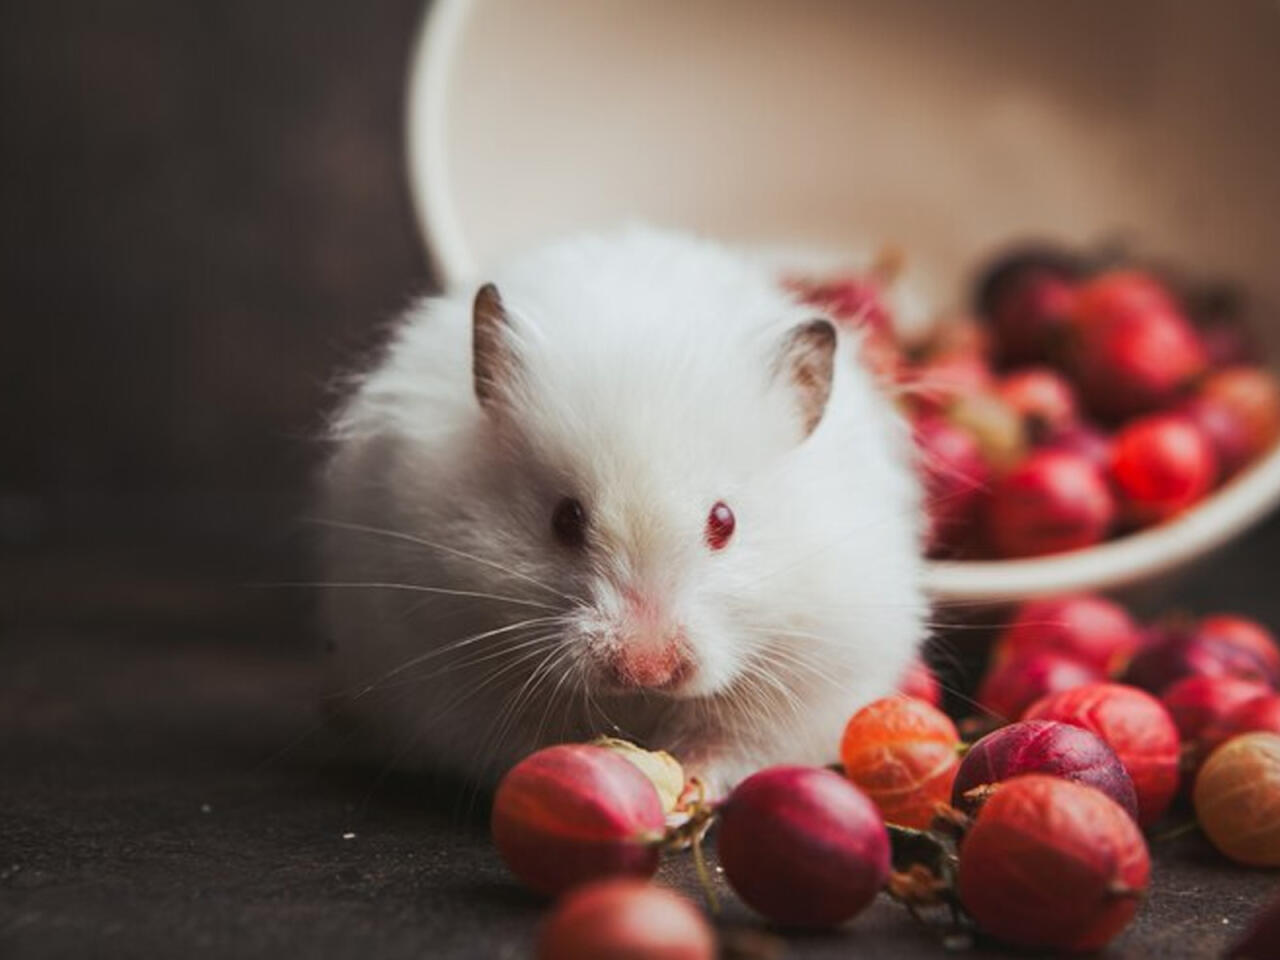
<box><xmin>406</xmin><ymin>0</ymin><xmax>478</xmax><ymax>289</ymax></box>
<box><xmin>404</xmin><ymin>0</ymin><xmax>1280</xmax><ymax>604</ymax></box>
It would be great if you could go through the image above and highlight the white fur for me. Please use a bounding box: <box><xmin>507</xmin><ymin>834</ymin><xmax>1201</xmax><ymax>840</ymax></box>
<box><xmin>318</xmin><ymin>227</ymin><xmax>926</xmax><ymax>795</ymax></box>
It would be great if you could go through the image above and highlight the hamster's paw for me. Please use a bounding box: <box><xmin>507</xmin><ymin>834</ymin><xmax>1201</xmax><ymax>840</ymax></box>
<box><xmin>679</xmin><ymin>749</ymin><xmax>767</xmax><ymax>803</ymax></box>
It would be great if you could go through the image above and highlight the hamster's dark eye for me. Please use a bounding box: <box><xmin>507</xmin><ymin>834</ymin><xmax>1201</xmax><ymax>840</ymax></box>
<box><xmin>551</xmin><ymin>497</ymin><xmax>587</xmax><ymax>548</ymax></box>
<box><xmin>706</xmin><ymin>501</ymin><xmax>735</xmax><ymax>550</ymax></box>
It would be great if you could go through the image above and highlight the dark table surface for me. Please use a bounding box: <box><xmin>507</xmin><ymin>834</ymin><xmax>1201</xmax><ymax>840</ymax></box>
<box><xmin>3</xmin><ymin>0</ymin><xmax>1280</xmax><ymax>957</ymax></box>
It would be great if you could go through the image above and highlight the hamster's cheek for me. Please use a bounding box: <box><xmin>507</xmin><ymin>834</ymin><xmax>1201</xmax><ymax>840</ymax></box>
<box><xmin>679</xmin><ymin>608</ymin><xmax>743</xmax><ymax>697</ymax></box>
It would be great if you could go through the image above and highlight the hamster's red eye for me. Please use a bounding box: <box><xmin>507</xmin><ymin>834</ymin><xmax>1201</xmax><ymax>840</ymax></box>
<box><xmin>551</xmin><ymin>497</ymin><xmax>587</xmax><ymax>548</ymax></box>
<box><xmin>706</xmin><ymin>501</ymin><xmax>735</xmax><ymax>550</ymax></box>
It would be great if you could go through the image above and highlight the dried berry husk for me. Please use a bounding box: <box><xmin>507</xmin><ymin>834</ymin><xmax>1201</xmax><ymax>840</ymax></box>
<box><xmin>592</xmin><ymin>737</ymin><xmax>686</xmax><ymax>813</ymax></box>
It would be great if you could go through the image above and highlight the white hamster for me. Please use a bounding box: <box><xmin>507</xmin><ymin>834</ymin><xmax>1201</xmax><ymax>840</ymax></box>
<box><xmin>318</xmin><ymin>226</ymin><xmax>926</xmax><ymax>796</ymax></box>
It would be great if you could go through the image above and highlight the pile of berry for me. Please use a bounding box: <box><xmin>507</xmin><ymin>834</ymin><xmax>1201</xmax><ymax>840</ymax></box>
<box><xmin>791</xmin><ymin>245</ymin><xmax>1280</xmax><ymax>559</ymax></box>
<box><xmin>490</xmin><ymin>596</ymin><xmax>1280</xmax><ymax>958</ymax></box>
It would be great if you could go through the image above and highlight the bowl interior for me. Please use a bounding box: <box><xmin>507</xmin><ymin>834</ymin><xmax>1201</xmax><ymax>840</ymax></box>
<box><xmin>409</xmin><ymin>0</ymin><xmax>1280</xmax><ymax>601</ymax></box>
<box><xmin>415</xmin><ymin>0</ymin><xmax>1280</xmax><ymax>308</ymax></box>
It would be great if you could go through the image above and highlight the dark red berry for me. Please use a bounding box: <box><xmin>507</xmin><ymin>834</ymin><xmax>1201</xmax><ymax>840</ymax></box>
<box><xmin>952</xmin><ymin>719</ymin><xmax>1139</xmax><ymax>821</ymax></box>
<box><xmin>717</xmin><ymin>766</ymin><xmax>890</xmax><ymax>927</ymax></box>
<box><xmin>973</xmin><ymin>245</ymin><xmax>1082</xmax><ymax>367</ymax></box>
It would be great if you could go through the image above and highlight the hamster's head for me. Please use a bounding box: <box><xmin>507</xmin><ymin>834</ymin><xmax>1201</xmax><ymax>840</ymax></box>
<box><xmin>450</xmin><ymin>235</ymin><xmax>918</xmax><ymax>709</ymax></box>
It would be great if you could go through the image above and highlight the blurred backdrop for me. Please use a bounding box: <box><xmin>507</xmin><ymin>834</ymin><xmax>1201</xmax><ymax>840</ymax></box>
<box><xmin>4</xmin><ymin>0</ymin><xmax>1280</xmax><ymax>637</ymax></box>
<box><xmin>1</xmin><ymin>1</ymin><xmax>431</xmax><ymax>634</ymax></box>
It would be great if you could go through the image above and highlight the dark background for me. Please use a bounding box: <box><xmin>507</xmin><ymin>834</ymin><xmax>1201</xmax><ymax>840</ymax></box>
<box><xmin>0</xmin><ymin>0</ymin><xmax>425</xmax><ymax>626</ymax></box>
<box><xmin>1</xmin><ymin>3</ymin><xmax>1277</xmax><ymax>958</ymax></box>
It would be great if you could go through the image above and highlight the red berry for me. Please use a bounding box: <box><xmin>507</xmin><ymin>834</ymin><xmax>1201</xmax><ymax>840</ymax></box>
<box><xmin>952</xmin><ymin>720</ymin><xmax>1139</xmax><ymax>820</ymax></box>
<box><xmin>1199</xmin><ymin>693</ymin><xmax>1280</xmax><ymax>762</ymax></box>
<box><xmin>491</xmin><ymin>745</ymin><xmax>665</xmax><ymax>897</ymax></box>
<box><xmin>1184</xmin><ymin>367</ymin><xmax>1280</xmax><ymax>479</ymax></box>
<box><xmin>986</xmin><ymin>450</ymin><xmax>1115</xmax><ymax>558</ymax></box>
<box><xmin>1125</xmin><ymin>615</ymin><xmax>1280</xmax><ymax>693</ymax></box>
<box><xmin>1198</xmin><ymin>615</ymin><xmax>1280</xmax><ymax>685</ymax></box>
<box><xmin>913</xmin><ymin>415</ymin><xmax>990</xmax><ymax>556</ymax></box>
<box><xmin>1201</xmin><ymin>368</ymin><xmax>1280</xmax><ymax>458</ymax></box>
<box><xmin>1066</xmin><ymin>270</ymin><xmax>1208</xmax><ymax>421</ymax></box>
<box><xmin>1160</xmin><ymin>675</ymin><xmax>1271</xmax><ymax>744</ymax></box>
<box><xmin>1109</xmin><ymin>414</ymin><xmax>1217</xmax><ymax>525</ymax></box>
<box><xmin>717</xmin><ymin>766</ymin><xmax>890</xmax><ymax>927</ymax></box>
<box><xmin>977</xmin><ymin>652</ymin><xmax>1103</xmax><ymax>722</ymax></box>
<box><xmin>993</xmin><ymin>594</ymin><xmax>1142</xmax><ymax>675</ymax></box>
<box><xmin>537</xmin><ymin>880</ymin><xmax>715</xmax><ymax>960</ymax></box>
<box><xmin>898</xmin><ymin>656</ymin><xmax>942</xmax><ymax>707</ymax></box>
<box><xmin>840</xmin><ymin>697</ymin><xmax>961</xmax><ymax>829</ymax></box>
<box><xmin>1193</xmin><ymin>732</ymin><xmax>1280</xmax><ymax>867</ymax></box>
<box><xmin>997</xmin><ymin>367</ymin><xmax>1079</xmax><ymax>440</ymax></box>
<box><xmin>1024</xmin><ymin>683</ymin><xmax>1181</xmax><ymax>827</ymax></box>
<box><xmin>975</xmin><ymin>247</ymin><xmax>1081</xmax><ymax>367</ymax></box>
<box><xmin>957</xmin><ymin>775</ymin><xmax>1149</xmax><ymax>952</ymax></box>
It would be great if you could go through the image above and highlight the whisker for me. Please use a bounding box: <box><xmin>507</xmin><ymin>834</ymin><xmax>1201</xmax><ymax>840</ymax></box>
<box><xmin>334</xmin><ymin>615</ymin><xmax>565</xmax><ymax>700</ymax></box>
<box><xmin>253</xmin><ymin>580</ymin><xmax>561</xmax><ymax>612</ymax></box>
<box><xmin>353</xmin><ymin>630</ymin><xmax>564</xmax><ymax>696</ymax></box>
<box><xmin>305</xmin><ymin>516</ymin><xmax>583</xmax><ymax>604</ymax></box>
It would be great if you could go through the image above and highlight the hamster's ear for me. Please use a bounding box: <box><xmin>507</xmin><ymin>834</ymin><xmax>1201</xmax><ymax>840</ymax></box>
<box><xmin>775</xmin><ymin>318</ymin><xmax>837</xmax><ymax>437</ymax></box>
<box><xmin>472</xmin><ymin>283</ymin><xmax>520</xmax><ymax>413</ymax></box>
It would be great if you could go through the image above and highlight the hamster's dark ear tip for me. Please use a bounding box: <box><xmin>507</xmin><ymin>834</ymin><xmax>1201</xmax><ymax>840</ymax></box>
<box><xmin>798</xmin><ymin>317</ymin><xmax>837</xmax><ymax>349</ymax></box>
<box><xmin>779</xmin><ymin>317</ymin><xmax>838</xmax><ymax>437</ymax></box>
<box><xmin>473</xmin><ymin>282</ymin><xmax>516</xmax><ymax>412</ymax></box>
<box><xmin>474</xmin><ymin>283</ymin><xmax>504</xmax><ymax>323</ymax></box>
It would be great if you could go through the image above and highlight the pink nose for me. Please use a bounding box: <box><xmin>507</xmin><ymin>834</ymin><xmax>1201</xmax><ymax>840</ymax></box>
<box><xmin>607</xmin><ymin>637</ymin><xmax>691</xmax><ymax>690</ymax></box>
